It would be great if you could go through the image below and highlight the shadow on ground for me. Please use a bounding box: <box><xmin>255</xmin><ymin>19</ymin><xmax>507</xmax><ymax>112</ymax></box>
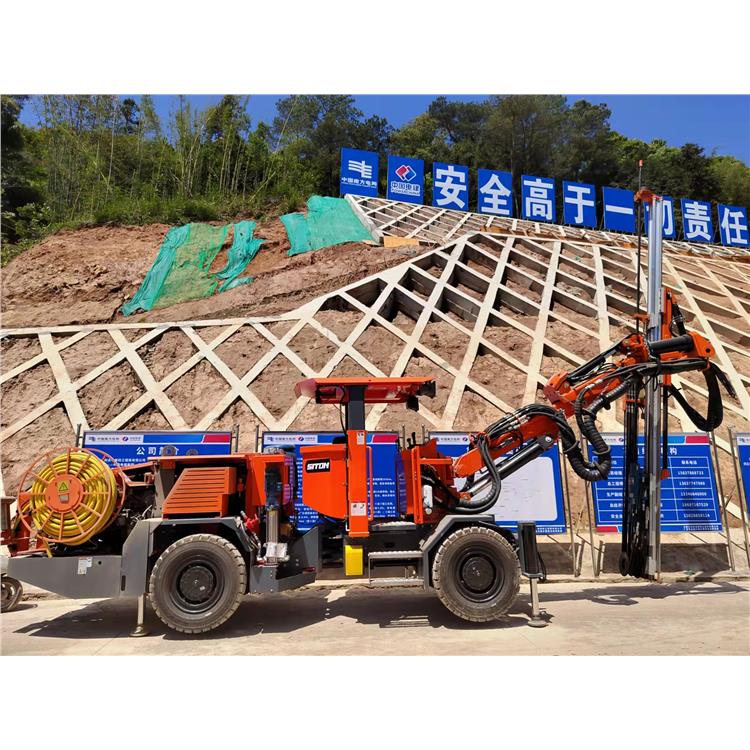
<box><xmin>8</xmin><ymin>580</ymin><xmax>746</xmax><ymax>643</ymax></box>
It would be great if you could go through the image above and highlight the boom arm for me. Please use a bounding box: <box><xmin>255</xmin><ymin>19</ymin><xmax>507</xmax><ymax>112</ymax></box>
<box><xmin>443</xmin><ymin>292</ymin><xmax>734</xmax><ymax>517</ymax></box>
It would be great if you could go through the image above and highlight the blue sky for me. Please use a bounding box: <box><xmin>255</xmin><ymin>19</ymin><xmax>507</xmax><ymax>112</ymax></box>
<box><xmin>20</xmin><ymin>94</ymin><xmax>750</xmax><ymax>164</ymax></box>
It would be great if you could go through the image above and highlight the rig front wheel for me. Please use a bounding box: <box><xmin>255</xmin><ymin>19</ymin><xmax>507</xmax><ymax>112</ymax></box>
<box><xmin>432</xmin><ymin>525</ymin><xmax>520</xmax><ymax>622</ymax></box>
<box><xmin>149</xmin><ymin>534</ymin><xmax>246</xmax><ymax>634</ymax></box>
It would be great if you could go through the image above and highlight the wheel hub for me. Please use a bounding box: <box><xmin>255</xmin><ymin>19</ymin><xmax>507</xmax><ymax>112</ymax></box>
<box><xmin>178</xmin><ymin>564</ymin><xmax>216</xmax><ymax>604</ymax></box>
<box><xmin>461</xmin><ymin>555</ymin><xmax>495</xmax><ymax>593</ymax></box>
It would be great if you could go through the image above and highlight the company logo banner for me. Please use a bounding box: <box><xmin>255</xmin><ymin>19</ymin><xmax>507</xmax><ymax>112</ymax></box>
<box><xmin>386</xmin><ymin>155</ymin><xmax>424</xmax><ymax>204</ymax></box>
<box><xmin>339</xmin><ymin>148</ymin><xmax>379</xmax><ymax>197</ymax></box>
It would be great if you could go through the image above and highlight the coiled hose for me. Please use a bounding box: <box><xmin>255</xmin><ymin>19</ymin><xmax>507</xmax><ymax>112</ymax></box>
<box><xmin>19</xmin><ymin>449</ymin><xmax>121</xmax><ymax>546</ymax></box>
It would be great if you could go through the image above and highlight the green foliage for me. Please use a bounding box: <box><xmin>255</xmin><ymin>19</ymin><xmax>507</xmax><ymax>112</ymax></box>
<box><xmin>1</xmin><ymin>94</ymin><xmax>748</xmax><ymax>265</ymax></box>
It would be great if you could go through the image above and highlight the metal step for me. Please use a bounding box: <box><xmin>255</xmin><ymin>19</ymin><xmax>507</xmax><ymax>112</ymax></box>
<box><xmin>370</xmin><ymin>521</ymin><xmax>417</xmax><ymax>531</ymax></box>
<box><xmin>368</xmin><ymin>577</ymin><xmax>423</xmax><ymax>588</ymax></box>
<box><xmin>367</xmin><ymin>549</ymin><xmax>422</xmax><ymax>561</ymax></box>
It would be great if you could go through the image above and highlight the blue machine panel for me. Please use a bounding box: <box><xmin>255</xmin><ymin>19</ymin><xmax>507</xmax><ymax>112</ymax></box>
<box><xmin>735</xmin><ymin>434</ymin><xmax>750</xmax><ymax>516</ymax></box>
<box><xmin>589</xmin><ymin>433</ymin><xmax>722</xmax><ymax>533</ymax></box>
<box><xmin>262</xmin><ymin>432</ymin><xmax>400</xmax><ymax>531</ymax></box>
<box><xmin>431</xmin><ymin>432</ymin><xmax>567</xmax><ymax>534</ymax></box>
<box><xmin>82</xmin><ymin>430</ymin><xmax>233</xmax><ymax>467</ymax></box>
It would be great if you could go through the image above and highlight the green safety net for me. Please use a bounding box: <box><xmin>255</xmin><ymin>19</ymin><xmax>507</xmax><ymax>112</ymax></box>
<box><xmin>215</xmin><ymin>220</ymin><xmax>263</xmax><ymax>292</ymax></box>
<box><xmin>281</xmin><ymin>195</ymin><xmax>372</xmax><ymax>256</ymax></box>
<box><xmin>121</xmin><ymin>221</ymin><xmax>262</xmax><ymax>316</ymax></box>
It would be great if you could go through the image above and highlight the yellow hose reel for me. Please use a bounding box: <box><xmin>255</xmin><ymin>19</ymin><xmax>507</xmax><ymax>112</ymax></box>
<box><xmin>17</xmin><ymin>448</ymin><xmax>124</xmax><ymax>546</ymax></box>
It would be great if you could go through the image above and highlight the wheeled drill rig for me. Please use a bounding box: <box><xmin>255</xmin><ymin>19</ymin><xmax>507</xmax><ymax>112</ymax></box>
<box><xmin>0</xmin><ymin>193</ymin><xmax>736</xmax><ymax>633</ymax></box>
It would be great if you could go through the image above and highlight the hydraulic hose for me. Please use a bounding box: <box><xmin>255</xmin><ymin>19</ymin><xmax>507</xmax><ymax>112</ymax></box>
<box><xmin>454</xmin><ymin>435</ymin><xmax>503</xmax><ymax>514</ymax></box>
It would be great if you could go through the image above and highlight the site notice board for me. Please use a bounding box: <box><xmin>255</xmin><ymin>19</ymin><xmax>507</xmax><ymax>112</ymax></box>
<box><xmin>82</xmin><ymin>430</ymin><xmax>234</xmax><ymax>467</ymax></box>
<box><xmin>262</xmin><ymin>432</ymin><xmax>400</xmax><ymax>531</ymax></box>
<box><xmin>590</xmin><ymin>433</ymin><xmax>722</xmax><ymax>533</ymax></box>
<box><xmin>735</xmin><ymin>433</ymin><xmax>750</xmax><ymax>514</ymax></box>
<box><xmin>430</xmin><ymin>432</ymin><xmax>567</xmax><ymax>534</ymax></box>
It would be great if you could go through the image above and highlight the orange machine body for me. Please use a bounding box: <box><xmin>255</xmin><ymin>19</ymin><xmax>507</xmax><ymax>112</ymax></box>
<box><xmin>300</xmin><ymin>443</ymin><xmax>348</xmax><ymax>519</ymax></box>
<box><xmin>155</xmin><ymin>452</ymin><xmax>295</xmax><ymax>519</ymax></box>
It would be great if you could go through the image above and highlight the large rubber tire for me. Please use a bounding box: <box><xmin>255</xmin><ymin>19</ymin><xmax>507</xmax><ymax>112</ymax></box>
<box><xmin>1</xmin><ymin>576</ymin><xmax>24</xmax><ymax>613</ymax></box>
<box><xmin>149</xmin><ymin>534</ymin><xmax>246</xmax><ymax>634</ymax></box>
<box><xmin>432</xmin><ymin>525</ymin><xmax>520</xmax><ymax>622</ymax></box>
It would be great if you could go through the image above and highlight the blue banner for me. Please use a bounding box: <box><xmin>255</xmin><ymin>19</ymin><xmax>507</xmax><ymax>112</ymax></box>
<box><xmin>477</xmin><ymin>169</ymin><xmax>513</xmax><ymax>217</ymax></box>
<box><xmin>432</xmin><ymin>162</ymin><xmax>469</xmax><ymax>210</ymax></box>
<box><xmin>736</xmin><ymin>434</ymin><xmax>750</xmax><ymax>515</ymax></box>
<box><xmin>602</xmin><ymin>187</ymin><xmax>635</xmax><ymax>233</ymax></box>
<box><xmin>386</xmin><ymin>155</ymin><xmax>424</xmax><ymax>204</ymax></box>
<box><xmin>431</xmin><ymin>432</ymin><xmax>566</xmax><ymax>534</ymax></box>
<box><xmin>262</xmin><ymin>432</ymin><xmax>399</xmax><ymax>531</ymax></box>
<box><xmin>339</xmin><ymin>147</ymin><xmax>379</xmax><ymax>197</ymax></box>
<box><xmin>681</xmin><ymin>198</ymin><xmax>714</xmax><ymax>243</ymax></box>
<box><xmin>590</xmin><ymin>433</ymin><xmax>722</xmax><ymax>533</ymax></box>
<box><xmin>718</xmin><ymin>204</ymin><xmax>749</xmax><ymax>248</ymax></box>
<box><xmin>521</xmin><ymin>175</ymin><xmax>555</xmax><ymax>223</ymax></box>
<box><xmin>83</xmin><ymin>430</ymin><xmax>233</xmax><ymax>467</ymax></box>
<box><xmin>562</xmin><ymin>181</ymin><xmax>597</xmax><ymax>227</ymax></box>
<box><xmin>644</xmin><ymin>195</ymin><xmax>676</xmax><ymax>239</ymax></box>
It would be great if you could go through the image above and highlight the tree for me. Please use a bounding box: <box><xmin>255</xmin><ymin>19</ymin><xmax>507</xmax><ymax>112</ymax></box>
<box><xmin>1</xmin><ymin>95</ymin><xmax>45</xmax><ymax>246</ymax></box>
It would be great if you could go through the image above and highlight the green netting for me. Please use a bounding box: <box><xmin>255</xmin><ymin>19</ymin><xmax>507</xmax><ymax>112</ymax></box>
<box><xmin>155</xmin><ymin>223</ymin><xmax>229</xmax><ymax>309</ymax></box>
<box><xmin>215</xmin><ymin>220</ymin><xmax>263</xmax><ymax>292</ymax></box>
<box><xmin>122</xmin><ymin>221</ymin><xmax>263</xmax><ymax>316</ymax></box>
<box><xmin>121</xmin><ymin>224</ymin><xmax>192</xmax><ymax>316</ymax></box>
<box><xmin>281</xmin><ymin>195</ymin><xmax>372</xmax><ymax>256</ymax></box>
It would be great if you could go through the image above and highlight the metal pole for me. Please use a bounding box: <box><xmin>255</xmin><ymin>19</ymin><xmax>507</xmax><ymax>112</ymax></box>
<box><xmin>130</xmin><ymin>594</ymin><xmax>148</xmax><ymax>637</ymax></box>
<box><xmin>710</xmin><ymin>430</ymin><xmax>735</xmax><ymax>571</ymax></box>
<box><xmin>559</xmin><ymin>445</ymin><xmax>577</xmax><ymax>576</ymax></box>
<box><xmin>582</xmin><ymin>440</ymin><xmax>599</xmax><ymax>576</ymax></box>
<box><xmin>645</xmin><ymin>197</ymin><xmax>664</xmax><ymax>579</ymax></box>
<box><xmin>527</xmin><ymin>578</ymin><xmax>547</xmax><ymax>628</ymax></box>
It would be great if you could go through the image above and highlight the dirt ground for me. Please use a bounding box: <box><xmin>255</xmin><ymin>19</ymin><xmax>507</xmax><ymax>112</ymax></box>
<box><xmin>3</xmin><ymin>580</ymin><xmax>749</xmax><ymax>656</ymax></box>
<box><xmin>0</xmin><ymin>219</ymin><xmax>418</xmax><ymax>328</ymax></box>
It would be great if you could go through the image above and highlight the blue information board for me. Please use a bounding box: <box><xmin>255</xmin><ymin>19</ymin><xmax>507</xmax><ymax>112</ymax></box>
<box><xmin>339</xmin><ymin>147</ymin><xmax>379</xmax><ymax>197</ymax></box>
<box><xmin>431</xmin><ymin>432</ymin><xmax>567</xmax><ymax>534</ymax></box>
<box><xmin>718</xmin><ymin>204</ymin><xmax>749</xmax><ymax>248</ymax></box>
<box><xmin>602</xmin><ymin>187</ymin><xmax>636</xmax><ymax>233</ymax></box>
<box><xmin>589</xmin><ymin>433</ymin><xmax>722</xmax><ymax>533</ymax></box>
<box><xmin>562</xmin><ymin>181</ymin><xmax>597</xmax><ymax>228</ymax></box>
<box><xmin>735</xmin><ymin>434</ymin><xmax>750</xmax><ymax>515</ymax></box>
<box><xmin>82</xmin><ymin>430</ymin><xmax>233</xmax><ymax>467</ymax></box>
<box><xmin>432</xmin><ymin>162</ymin><xmax>469</xmax><ymax>210</ymax></box>
<box><xmin>262</xmin><ymin>432</ymin><xmax>400</xmax><ymax>531</ymax></box>
<box><xmin>386</xmin><ymin>155</ymin><xmax>424</xmax><ymax>204</ymax></box>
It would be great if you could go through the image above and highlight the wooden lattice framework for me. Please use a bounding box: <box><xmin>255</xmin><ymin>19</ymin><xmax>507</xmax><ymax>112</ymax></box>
<box><xmin>2</xmin><ymin>202</ymin><xmax>749</xmax><ymax>526</ymax></box>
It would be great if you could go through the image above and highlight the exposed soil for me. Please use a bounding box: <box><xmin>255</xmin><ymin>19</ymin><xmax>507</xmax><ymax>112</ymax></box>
<box><xmin>1</xmin><ymin>220</ymin><xmax>417</xmax><ymax>328</ymax></box>
<box><xmin>1</xmin><ymin>217</ymin><xmax>749</xmax><ymax>522</ymax></box>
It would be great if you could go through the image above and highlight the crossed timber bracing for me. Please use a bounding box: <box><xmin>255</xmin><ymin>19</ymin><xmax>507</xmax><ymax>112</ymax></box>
<box><xmin>2</xmin><ymin>201</ymin><xmax>749</xmax><ymax>526</ymax></box>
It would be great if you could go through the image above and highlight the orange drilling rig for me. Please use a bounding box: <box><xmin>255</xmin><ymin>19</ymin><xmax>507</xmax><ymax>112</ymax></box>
<box><xmin>0</xmin><ymin>192</ymin><xmax>736</xmax><ymax>633</ymax></box>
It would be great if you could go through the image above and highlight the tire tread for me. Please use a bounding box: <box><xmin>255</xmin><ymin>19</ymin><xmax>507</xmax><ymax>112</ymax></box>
<box><xmin>149</xmin><ymin>533</ymin><xmax>246</xmax><ymax>634</ymax></box>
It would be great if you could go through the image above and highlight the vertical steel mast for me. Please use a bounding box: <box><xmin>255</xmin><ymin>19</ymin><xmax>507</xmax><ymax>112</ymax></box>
<box><xmin>645</xmin><ymin>196</ymin><xmax>664</xmax><ymax>578</ymax></box>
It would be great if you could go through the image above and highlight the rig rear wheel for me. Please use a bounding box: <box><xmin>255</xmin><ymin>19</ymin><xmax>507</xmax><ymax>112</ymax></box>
<box><xmin>149</xmin><ymin>534</ymin><xmax>246</xmax><ymax>634</ymax></box>
<box><xmin>1</xmin><ymin>576</ymin><xmax>23</xmax><ymax>613</ymax></box>
<box><xmin>432</xmin><ymin>525</ymin><xmax>520</xmax><ymax>622</ymax></box>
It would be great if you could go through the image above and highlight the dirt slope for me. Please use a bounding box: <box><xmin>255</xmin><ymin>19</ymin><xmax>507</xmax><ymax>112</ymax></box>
<box><xmin>1</xmin><ymin>218</ymin><xmax>418</xmax><ymax>328</ymax></box>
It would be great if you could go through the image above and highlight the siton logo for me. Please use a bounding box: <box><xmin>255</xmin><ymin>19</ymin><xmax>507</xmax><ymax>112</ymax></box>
<box><xmin>395</xmin><ymin>164</ymin><xmax>417</xmax><ymax>182</ymax></box>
